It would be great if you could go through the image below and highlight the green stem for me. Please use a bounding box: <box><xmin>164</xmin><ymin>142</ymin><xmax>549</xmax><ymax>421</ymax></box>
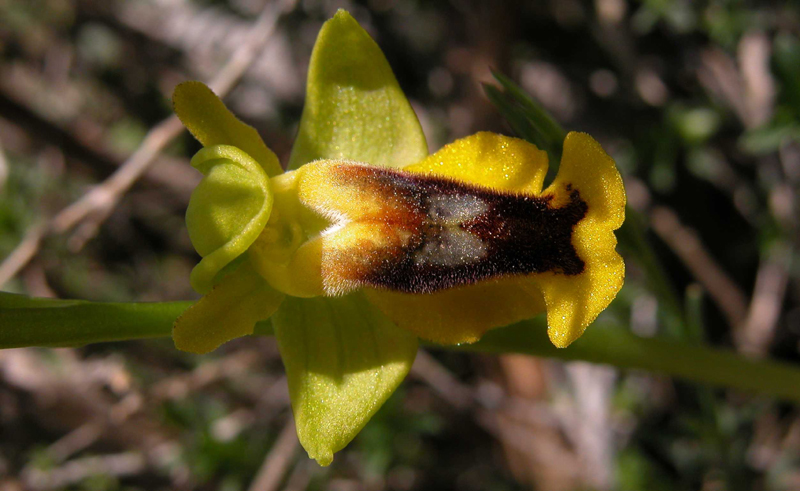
<box><xmin>0</xmin><ymin>293</ymin><xmax>269</xmax><ymax>348</ymax></box>
<box><xmin>2</xmin><ymin>293</ymin><xmax>799</xmax><ymax>404</ymax></box>
<box><xmin>0</xmin><ymin>295</ymin><xmax>191</xmax><ymax>348</ymax></box>
<box><xmin>459</xmin><ymin>318</ymin><xmax>800</xmax><ymax>404</ymax></box>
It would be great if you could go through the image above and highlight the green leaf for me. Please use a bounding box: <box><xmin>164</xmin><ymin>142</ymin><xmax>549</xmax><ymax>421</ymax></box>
<box><xmin>5</xmin><ymin>293</ymin><xmax>800</xmax><ymax>406</ymax></box>
<box><xmin>670</xmin><ymin>106</ymin><xmax>721</xmax><ymax>145</ymax></box>
<box><xmin>173</xmin><ymin>261</ymin><xmax>283</xmax><ymax>354</ymax></box>
<box><xmin>489</xmin><ymin>71</ymin><xmax>566</xmax><ymax>163</ymax></box>
<box><xmin>483</xmin><ymin>84</ymin><xmax>550</xmax><ymax>153</ymax></box>
<box><xmin>740</xmin><ymin>118</ymin><xmax>800</xmax><ymax>155</ymax></box>
<box><xmin>272</xmin><ymin>293</ymin><xmax>418</xmax><ymax>465</ymax></box>
<box><xmin>186</xmin><ymin>145</ymin><xmax>273</xmax><ymax>294</ymax></box>
<box><xmin>173</xmin><ymin>81</ymin><xmax>283</xmax><ymax>176</ymax></box>
<box><xmin>774</xmin><ymin>33</ymin><xmax>800</xmax><ymax>116</ymax></box>
<box><xmin>288</xmin><ymin>10</ymin><xmax>427</xmax><ymax>170</ymax></box>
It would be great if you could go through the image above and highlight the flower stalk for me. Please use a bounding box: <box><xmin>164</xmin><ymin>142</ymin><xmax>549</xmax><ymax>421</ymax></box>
<box><xmin>3</xmin><ymin>292</ymin><xmax>800</xmax><ymax>404</ymax></box>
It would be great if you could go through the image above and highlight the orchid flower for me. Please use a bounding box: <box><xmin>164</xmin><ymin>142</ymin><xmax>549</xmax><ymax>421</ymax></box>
<box><xmin>171</xmin><ymin>10</ymin><xmax>625</xmax><ymax>465</ymax></box>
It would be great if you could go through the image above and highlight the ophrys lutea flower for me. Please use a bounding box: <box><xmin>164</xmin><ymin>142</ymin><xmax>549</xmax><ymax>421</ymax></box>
<box><xmin>172</xmin><ymin>10</ymin><xmax>625</xmax><ymax>465</ymax></box>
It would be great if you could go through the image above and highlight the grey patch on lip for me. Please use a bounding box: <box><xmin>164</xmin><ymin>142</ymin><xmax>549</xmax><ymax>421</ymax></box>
<box><xmin>426</xmin><ymin>193</ymin><xmax>487</xmax><ymax>224</ymax></box>
<box><xmin>414</xmin><ymin>225</ymin><xmax>487</xmax><ymax>267</ymax></box>
<box><xmin>411</xmin><ymin>193</ymin><xmax>489</xmax><ymax>267</ymax></box>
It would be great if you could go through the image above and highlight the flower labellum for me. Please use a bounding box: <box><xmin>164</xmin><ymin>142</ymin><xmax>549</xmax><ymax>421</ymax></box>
<box><xmin>296</xmin><ymin>157</ymin><xmax>588</xmax><ymax>296</ymax></box>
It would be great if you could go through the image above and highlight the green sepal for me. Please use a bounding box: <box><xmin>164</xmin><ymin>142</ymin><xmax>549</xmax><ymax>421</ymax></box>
<box><xmin>272</xmin><ymin>293</ymin><xmax>418</xmax><ymax>466</ymax></box>
<box><xmin>288</xmin><ymin>10</ymin><xmax>427</xmax><ymax>170</ymax></box>
<box><xmin>173</xmin><ymin>260</ymin><xmax>283</xmax><ymax>354</ymax></box>
<box><xmin>186</xmin><ymin>145</ymin><xmax>273</xmax><ymax>294</ymax></box>
<box><xmin>173</xmin><ymin>81</ymin><xmax>283</xmax><ymax>176</ymax></box>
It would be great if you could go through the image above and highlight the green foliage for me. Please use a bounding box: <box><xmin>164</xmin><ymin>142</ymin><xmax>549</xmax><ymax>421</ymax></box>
<box><xmin>483</xmin><ymin>71</ymin><xmax>565</xmax><ymax>176</ymax></box>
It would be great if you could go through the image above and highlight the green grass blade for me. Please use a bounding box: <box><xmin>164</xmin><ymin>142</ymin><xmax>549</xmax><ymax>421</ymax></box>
<box><xmin>4</xmin><ymin>293</ymin><xmax>800</xmax><ymax>404</ymax></box>
<box><xmin>491</xmin><ymin>70</ymin><xmax>566</xmax><ymax>151</ymax></box>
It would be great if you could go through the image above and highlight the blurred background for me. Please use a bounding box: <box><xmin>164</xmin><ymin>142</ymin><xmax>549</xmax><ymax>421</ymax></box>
<box><xmin>1</xmin><ymin>0</ymin><xmax>799</xmax><ymax>489</ymax></box>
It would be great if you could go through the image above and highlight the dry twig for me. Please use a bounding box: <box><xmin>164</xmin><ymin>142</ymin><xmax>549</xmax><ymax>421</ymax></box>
<box><xmin>0</xmin><ymin>223</ymin><xmax>46</xmax><ymax>288</ymax></box>
<box><xmin>0</xmin><ymin>0</ymin><xmax>297</xmax><ymax>289</ymax></box>
<box><xmin>650</xmin><ymin>206</ymin><xmax>749</xmax><ymax>328</ymax></box>
<box><xmin>23</xmin><ymin>452</ymin><xmax>147</xmax><ymax>490</ymax></box>
<box><xmin>248</xmin><ymin>419</ymin><xmax>300</xmax><ymax>491</ymax></box>
<box><xmin>0</xmin><ymin>137</ymin><xmax>8</xmax><ymax>188</ymax></box>
<box><xmin>698</xmin><ymin>32</ymin><xmax>775</xmax><ymax>129</ymax></box>
<box><xmin>739</xmin><ymin>242</ymin><xmax>792</xmax><ymax>356</ymax></box>
<box><xmin>411</xmin><ymin>350</ymin><xmax>583</xmax><ymax>487</ymax></box>
<box><xmin>564</xmin><ymin>362</ymin><xmax>616</xmax><ymax>490</ymax></box>
<box><xmin>282</xmin><ymin>460</ymin><xmax>322</xmax><ymax>491</ymax></box>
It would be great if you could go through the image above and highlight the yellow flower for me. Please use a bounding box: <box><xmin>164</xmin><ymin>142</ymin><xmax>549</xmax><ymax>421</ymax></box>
<box><xmin>171</xmin><ymin>10</ymin><xmax>625</xmax><ymax>465</ymax></box>
<box><xmin>292</xmin><ymin>131</ymin><xmax>626</xmax><ymax>348</ymax></box>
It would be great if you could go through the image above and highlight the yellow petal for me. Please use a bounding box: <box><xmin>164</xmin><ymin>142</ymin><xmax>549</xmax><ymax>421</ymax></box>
<box><xmin>173</xmin><ymin>261</ymin><xmax>284</xmax><ymax>354</ymax></box>
<box><xmin>404</xmin><ymin>131</ymin><xmax>549</xmax><ymax>193</ymax></box>
<box><xmin>288</xmin><ymin>10</ymin><xmax>427</xmax><ymax>170</ymax></box>
<box><xmin>365</xmin><ymin>277</ymin><xmax>545</xmax><ymax>345</ymax></box>
<box><xmin>534</xmin><ymin>132</ymin><xmax>626</xmax><ymax>347</ymax></box>
<box><xmin>173</xmin><ymin>81</ymin><xmax>283</xmax><ymax>177</ymax></box>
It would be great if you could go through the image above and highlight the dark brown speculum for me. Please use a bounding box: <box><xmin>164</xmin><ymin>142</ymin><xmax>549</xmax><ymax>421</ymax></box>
<box><xmin>328</xmin><ymin>164</ymin><xmax>588</xmax><ymax>294</ymax></box>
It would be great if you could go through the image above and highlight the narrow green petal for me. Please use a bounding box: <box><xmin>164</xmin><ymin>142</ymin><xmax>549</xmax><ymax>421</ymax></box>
<box><xmin>173</xmin><ymin>261</ymin><xmax>284</xmax><ymax>354</ymax></box>
<box><xmin>272</xmin><ymin>293</ymin><xmax>418</xmax><ymax>466</ymax></box>
<box><xmin>288</xmin><ymin>10</ymin><xmax>427</xmax><ymax>170</ymax></box>
<box><xmin>186</xmin><ymin>145</ymin><xmax>273</xmax><ymax>294</ymax></box>
<box><xmin>173</xmin><ymin>81</ymin><xmax>283</xmax><ymax>176</ymax></box>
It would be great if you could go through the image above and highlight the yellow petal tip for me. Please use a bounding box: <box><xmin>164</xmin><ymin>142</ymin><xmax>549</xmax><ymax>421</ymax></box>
<box><xmin>535</xmin><ymin>131</ymin><xmax>626</xmax><ymax>347</ymax></box>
